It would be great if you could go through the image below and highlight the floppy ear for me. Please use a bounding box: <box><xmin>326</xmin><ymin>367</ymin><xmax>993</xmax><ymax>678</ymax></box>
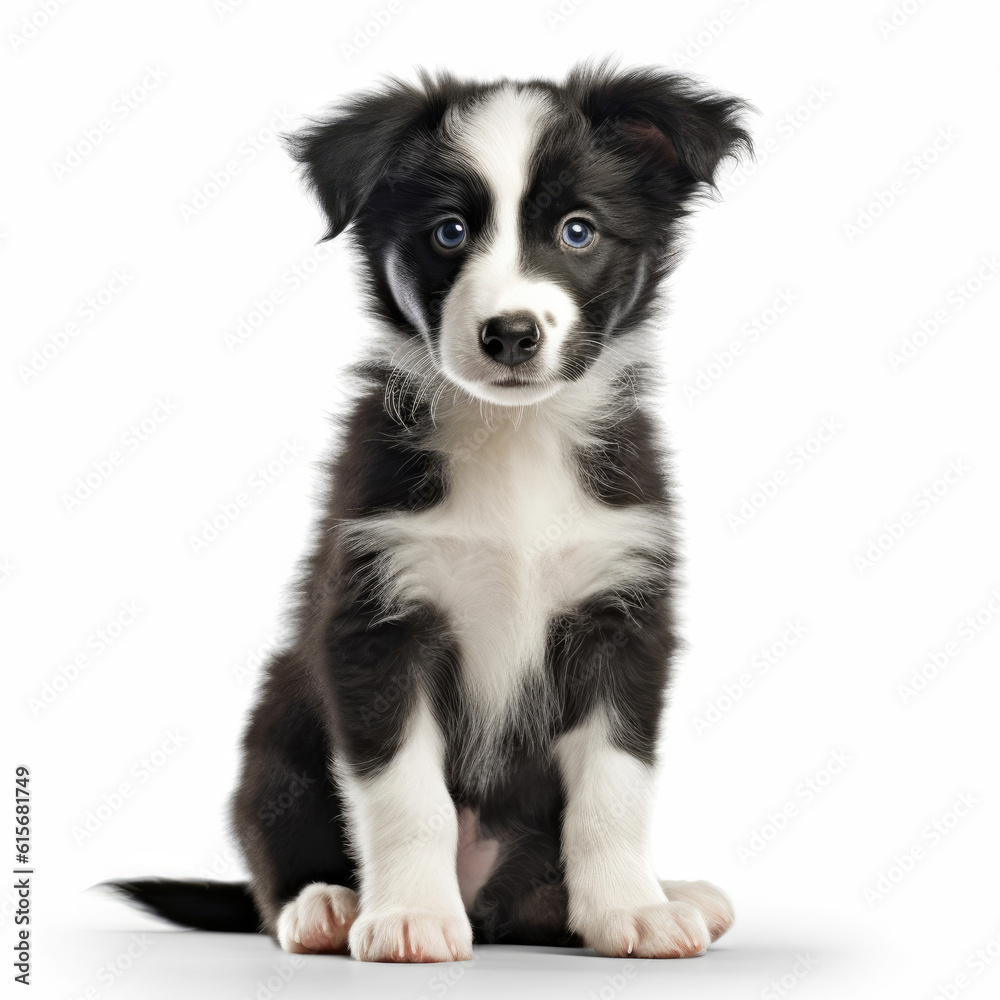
<box><xmin>285</xmin><ymin>74</ymin><xmax>452</xmax><ymax>241</ymax></box>
<box><xmin>566</xmin><ymin>62</ymin><xmax>753</xmax><ymax>196</ymax></box>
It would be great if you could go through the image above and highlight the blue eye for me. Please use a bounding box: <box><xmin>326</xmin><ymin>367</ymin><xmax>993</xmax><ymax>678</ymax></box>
<box><xmin>434</xmin><ymin>218</ymin><xmax>467</xmax><ymax>251</ymax></box>
<box><xmin>561</xmin><ymin>218</ymin><xmax>596</xmax><ymax>249</ymax></box>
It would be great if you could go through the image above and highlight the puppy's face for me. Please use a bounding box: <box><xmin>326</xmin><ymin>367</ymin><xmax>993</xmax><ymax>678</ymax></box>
<box><xmin>290</xmin><ymin>66</ymin><xmax>751</xmax><ymax>406</ymax></box>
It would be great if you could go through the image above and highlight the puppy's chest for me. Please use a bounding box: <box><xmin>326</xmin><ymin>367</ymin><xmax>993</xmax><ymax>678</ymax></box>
<box><xmin>403</xmin><ymin>449</ymin><xmax>606</xmax><ymax>618</ymax></box>
<box><xmin>377</xmin><ymin>423</ymin><xmax>666</xmax><ymax>676</ymax></box>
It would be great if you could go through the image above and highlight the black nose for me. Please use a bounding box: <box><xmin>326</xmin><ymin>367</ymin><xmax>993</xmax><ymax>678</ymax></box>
<box><xmin>480</xmin><ymin>313</ymin><xmax>540</xmax><ymax>367</ymax></box>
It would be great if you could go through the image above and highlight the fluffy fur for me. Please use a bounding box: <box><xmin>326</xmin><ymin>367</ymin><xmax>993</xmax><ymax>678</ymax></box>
<box><xmin>106</xmin><ymin>60</ymin><xmax>752</xmax><ymax>961</ymax></box>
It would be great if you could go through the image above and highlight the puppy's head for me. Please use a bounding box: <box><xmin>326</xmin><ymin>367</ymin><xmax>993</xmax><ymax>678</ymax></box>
<box><xmin>288</xmin><ymin>63</ymin><xmax>751</xmax><ymax>406</ymax></box>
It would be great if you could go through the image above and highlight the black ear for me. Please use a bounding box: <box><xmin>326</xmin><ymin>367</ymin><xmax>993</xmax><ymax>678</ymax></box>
<box><xmin>285</xmin><ymin>73</ymin><xmax>452</xmax><ymax>241</ymax></box>
<box><xmin>566</xmin><ymin>61</ymin><xmax>753</xmax><ymax>194</ymax></box>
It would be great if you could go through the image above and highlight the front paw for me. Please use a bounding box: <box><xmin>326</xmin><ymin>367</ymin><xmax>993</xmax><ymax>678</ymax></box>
<box><xmin>578</xmin><ymin>900</ymin><xmax>710</xmax><ymax>958</ymax></box>
<box><xmin>659</xmin><ymin>879</ymin><xmax>735</xmax><ymax>942</ymax></box>
<box><xmin>348</xmin><ymin>907</ymin><xmax>473</xmax><ymax>963</ymax></box>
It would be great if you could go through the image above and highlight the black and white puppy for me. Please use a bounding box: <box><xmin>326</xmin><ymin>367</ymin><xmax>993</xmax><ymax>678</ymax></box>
<box><xmin>110</xmin><ymin>62</ymin><xmax>752</xmax><ymax>962</ymax></box>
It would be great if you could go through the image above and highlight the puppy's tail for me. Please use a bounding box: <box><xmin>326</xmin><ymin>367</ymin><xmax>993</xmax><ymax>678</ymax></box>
<box><xmin>100</xmin><ymin>878</ymin><xmax>261</xmax><ymax>933</ymax></box>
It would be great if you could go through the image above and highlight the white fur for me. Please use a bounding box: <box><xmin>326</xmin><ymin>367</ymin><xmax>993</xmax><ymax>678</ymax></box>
<box><xmin>334</xmin><ymin>696</ymin><xmax>473</xmax><ymax>962</ymax></box>
<box><xmin>659</xmin><ymin>879</ymin><xmax>735</xmax><ymax>942</ymax></box>
<box><xmin>385</xmin><ymin>248</ymin><xmax>430</xmax><ymax>337</ymax></box>
<box><xmin>439</xmin><ymin>86</ymin><xmax>579</xmax><ymax>405</ymax></box>
<box><xmin>554</xmin><ymin>706</ymin><xmax>710</xmax><ymax>958</ymax></box>
<box><xmin>276</xmin><ymin>882</ymin><xmax>358</xmax><ymax>954</ymax></box>
<box><xmin>331</xmin><ymin>86</ymin><xmax>688</xmax><ymax>957</ymax></box>
<box><xmin>341</xmin><ymin>372</ymin><xmax>673</xmax><ymax>791</ymax></box>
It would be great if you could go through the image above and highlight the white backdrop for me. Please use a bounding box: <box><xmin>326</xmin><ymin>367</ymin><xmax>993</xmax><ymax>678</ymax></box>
<box><xmin>4</xmin><ymin>1</ymin><xmax>1000</xmax><ymax>998</ymax></box>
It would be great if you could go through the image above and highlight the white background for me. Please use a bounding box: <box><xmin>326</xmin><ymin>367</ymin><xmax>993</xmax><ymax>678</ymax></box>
<box><xmin>4</xmin><ymin>0</ymin><xmax>1000</xmax><ymax>998</ymax></box>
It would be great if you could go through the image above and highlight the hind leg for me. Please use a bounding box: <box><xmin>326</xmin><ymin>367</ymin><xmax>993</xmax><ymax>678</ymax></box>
<box><xmin>466</xmin><ymin>763</ymin><xmax>579</xmax><ymax>947</ymax></box>
<box><xmin>276</xmin><ymin>883</ymin><xmax>358</xmax><ymax>954</ymax></box>
<box><xmin>231</xmin><ymin>652</ymin><xmax>358</xmax><ymax>950</ymax></box>
<box><xmin>659</xmin><ymin>880</ymin><xmax>735</xmax><ymax>942</ymax></box>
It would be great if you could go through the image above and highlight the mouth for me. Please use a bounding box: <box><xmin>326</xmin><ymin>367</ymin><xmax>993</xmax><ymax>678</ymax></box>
<box><xmin>444</xmin><ymin>369</ymin><xmax>563</xmax><ymax>407</ymax></box>
<box><xmin>488</xmin><ymin>376</ymin><xmax>542</xmax><ymax>388</ymax></box>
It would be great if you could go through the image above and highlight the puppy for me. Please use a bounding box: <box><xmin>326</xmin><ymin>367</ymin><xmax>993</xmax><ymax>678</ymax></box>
<box><xmin>109</xmin><ymin>62</ymin><xmax>751</xmax><ymax>962</ymax></box>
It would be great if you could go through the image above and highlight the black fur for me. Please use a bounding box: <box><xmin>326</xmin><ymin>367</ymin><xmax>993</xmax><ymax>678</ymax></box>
<box><xmin>104</xmin><ymin>878</ymin><xmax>260</xmax><ymax>933</ymax></box>
<box><xmin>106</xmin><ymin>61</ymin><xmax>751</xmax><ymax>951</ymax></box>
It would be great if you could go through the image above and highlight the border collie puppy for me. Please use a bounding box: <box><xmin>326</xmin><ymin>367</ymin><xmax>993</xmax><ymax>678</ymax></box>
<box><xmin>109</xmin><ymin>62</ymin><xmax>751</xmax><ymax>962</ymax></box>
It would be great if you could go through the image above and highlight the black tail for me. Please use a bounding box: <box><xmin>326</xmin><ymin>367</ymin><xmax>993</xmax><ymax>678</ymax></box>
<box><xmin>101</xmin><ymin>878</ymin><xmax>261</xmax><ymax>933</ymax></box>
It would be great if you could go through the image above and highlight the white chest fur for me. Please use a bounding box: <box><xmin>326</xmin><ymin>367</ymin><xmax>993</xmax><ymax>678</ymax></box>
<box><xmin>345</xmin><ymin>398</ymin><xmax>671</xmax><ymax>770</ymax></box>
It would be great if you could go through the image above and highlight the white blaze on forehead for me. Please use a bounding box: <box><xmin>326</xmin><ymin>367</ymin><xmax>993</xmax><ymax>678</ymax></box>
<box><xmin>441</xmin><ymin>86</ymin><xmax>580</xmax><ymax>404</ymax></box>
<box><xmin>450</xmin><ymin>85</ymin><xmax>554</xmax><ymax>247</ymax></box>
